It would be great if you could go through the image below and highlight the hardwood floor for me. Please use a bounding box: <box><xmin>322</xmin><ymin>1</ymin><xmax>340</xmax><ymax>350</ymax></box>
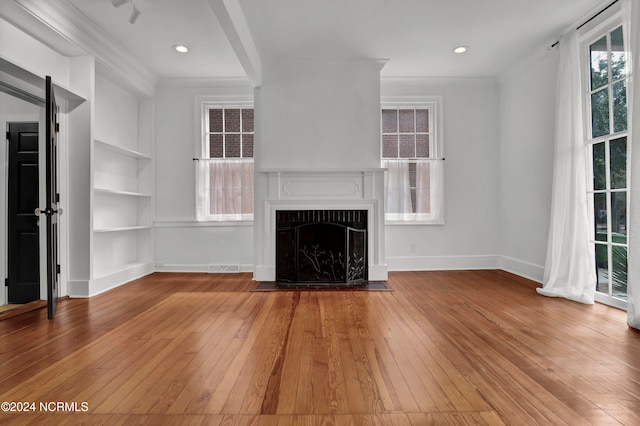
<box><xmin>0</xmin><ymin>270</ymin><xmax>639</xmax><ymax>425</ymax></box>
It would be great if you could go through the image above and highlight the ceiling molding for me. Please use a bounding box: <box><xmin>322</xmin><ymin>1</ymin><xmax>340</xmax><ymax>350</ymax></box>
<box><xmin>14</xmin><ymin>0</ymin><xmax>158</xmax><ymax>97</ymax></box>
<box><xmin>158</xmin><ymin>76</ymin><xmax>253</xmax><ymax>89</ymax></box>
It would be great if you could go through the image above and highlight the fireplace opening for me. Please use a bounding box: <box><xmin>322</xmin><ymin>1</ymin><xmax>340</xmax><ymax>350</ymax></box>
<box><xmin>276</xmin><ymin>210</ymin><xmax>367</xmax><ymax>285</ymax></box>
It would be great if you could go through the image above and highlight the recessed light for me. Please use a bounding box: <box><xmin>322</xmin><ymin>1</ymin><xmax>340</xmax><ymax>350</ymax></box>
<box><xmin>173</xmin><ymin>44</ymin><xmax>189</xmax><ymax>53</ymax></box>
<box><xmin>453</xmin><ymin>46</ymin><xmax>468</xmax><ymax>54</ymax></box>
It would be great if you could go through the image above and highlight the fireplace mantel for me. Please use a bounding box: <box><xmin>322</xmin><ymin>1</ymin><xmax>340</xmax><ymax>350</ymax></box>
<box><xmin>253</xmin><ymin>169</ymin><xmax>388</xmax><ymax>282</ymax></box>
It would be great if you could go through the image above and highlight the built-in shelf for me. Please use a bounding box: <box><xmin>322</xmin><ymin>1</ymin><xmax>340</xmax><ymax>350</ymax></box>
<box><xmin>94</xmin><ymin>225</ymin><xmax>151</xmax><ymax>233</ymax></box>
<box><xmin>94</xmin><ymin>188</ymin><xmax>151</xmax><ymax>197</ymax></box>
<box><xmin>91</xmin><ymin>71</ymin><xmax>153</xmax><ymax>291</ymax></box>
<box><xmin>95</xmin><ymin>139</ymin><xmax>151</xmax><ymax>159</ymax></box>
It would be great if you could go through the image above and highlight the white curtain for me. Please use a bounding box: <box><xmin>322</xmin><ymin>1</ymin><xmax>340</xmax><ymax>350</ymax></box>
<box><xmin>537</xmin><ymin>29</ymin><xmax>596</xmax><ymax>304</ymax></box>
<box><xmin>416</xmin><ymin>160</ymin><xmax>444</xmax><ymax>223</ymax></box>
<box><xmin>195</xmin><ymin>158</ymin><xmax>253</xmax><ymax>221</ymax></box>
<box><xmin>624</xmin><ymin>0</ymin><xmax>640</xmax><ymax>329</ymax></box>
<box><xmin>383</xmin><ymin>159</ymin><xmax>444</xmax><ymax>222</ymax></box>
<box><xmin>415</xmin><ymin>161</ymin><xmax>431</xmax><ymax>216</ymax></box>
<box><xmin>384</xmin><ymin>160</ymin><xmax>412</xmax><ymax>220</ymax></box>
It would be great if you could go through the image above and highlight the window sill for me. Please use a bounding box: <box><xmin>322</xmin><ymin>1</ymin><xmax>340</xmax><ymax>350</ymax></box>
<box><xmin>385</xmin><ymin>220</ymin><xmax>445</xmax><ymax>226</ymax></box>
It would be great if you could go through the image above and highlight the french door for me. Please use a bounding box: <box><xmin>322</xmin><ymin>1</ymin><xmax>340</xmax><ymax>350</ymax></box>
<box><xmin>584</xmin><ymin>23</ymin><xmax>629</xmax><ymax>308</ymax></box>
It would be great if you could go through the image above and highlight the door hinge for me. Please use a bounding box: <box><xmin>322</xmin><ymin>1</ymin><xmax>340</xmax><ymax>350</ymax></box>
<box><xmin>4</xmin><ymin>278</ymin><xmax>8</xmax><ymax>287</ymax></box>
<box><xmin>55</xmin><ymin>122</ymin><xmax>59</xmax><ymax>132</ymax></box>
<box><xmin>5</xmin><ymin>131</ymin><xmax>9</xmax><ymax>140</ymax></box>
<box><xmin>56</xmin><ymin>264</ymin><xmax>61</xmax><ymax>274</ymax></box>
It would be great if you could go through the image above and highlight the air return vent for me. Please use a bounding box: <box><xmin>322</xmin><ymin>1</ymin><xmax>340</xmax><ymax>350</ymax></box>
<box><xmin>208</xmin><ymin>264</ymin><xmax>240</xmax><ymax>273</ymax></box>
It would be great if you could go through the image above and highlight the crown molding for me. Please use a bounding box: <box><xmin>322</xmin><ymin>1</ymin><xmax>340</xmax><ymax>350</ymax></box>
<box><xmin>14</xmin><ymin>0</ymin><xmax>158</xmax><ymax>97</ymax></box>
<box><xmin>158</xmin><ymin>76</ymin><xmax>253</xmax><ymax>89</ymax></box>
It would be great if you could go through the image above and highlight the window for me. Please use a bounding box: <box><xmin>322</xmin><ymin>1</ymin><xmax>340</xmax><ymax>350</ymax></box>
<box><xmin>196</xmin><ymin>103</ymin><xmax>254</xmax><ymax>221</ymax></box>
<box><xmin>381</xmin><ymin>101</ymin><xmax>443</xmax><ymax>223</ymax></box>
<box><xmin>583</xmin><ymin>22</ymin><xmax>630</xmax><ymax>305</ymax></box>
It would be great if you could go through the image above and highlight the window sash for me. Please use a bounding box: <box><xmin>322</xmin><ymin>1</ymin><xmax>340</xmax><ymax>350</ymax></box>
<box><xmin>198</xmin><ymin>102</ymin><xmax>254</xmax><ymax>221</ymax></box>
<box><xmin>381</xmin><ymin>106</ymin><xmax>434</xmax><ymax>159</ymax></box>
<box><xmin>381</xmin><ymin>102</ymin><xmax>443</xmax><ymax>224</ymax></box>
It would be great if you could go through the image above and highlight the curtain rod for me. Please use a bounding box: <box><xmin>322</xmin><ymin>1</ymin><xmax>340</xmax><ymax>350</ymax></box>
<box><xmin>550</xmin><ymin>0</ymin><xmax>619</xmax><ymax>48</ymax></box>
<box><xmin>193</xmin><ymin>157</ymin><xmax>254</xmax><ymax>161</ymax></box>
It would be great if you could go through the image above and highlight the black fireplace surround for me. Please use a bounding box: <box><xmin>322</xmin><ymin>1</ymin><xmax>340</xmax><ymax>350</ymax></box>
<box><xmin>275</xmin><ymin>210</ymin><xmax>368</xmax><ymax>285</ymax></box>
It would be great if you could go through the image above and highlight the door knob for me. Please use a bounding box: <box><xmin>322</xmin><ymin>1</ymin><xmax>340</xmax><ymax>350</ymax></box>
<box><xmin>34</xmin><ymin>206</ymin><xmax>62</xmax><ymax>216</ymax></box>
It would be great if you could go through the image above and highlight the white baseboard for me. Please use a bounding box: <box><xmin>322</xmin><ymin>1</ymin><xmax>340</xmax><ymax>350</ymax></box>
<box><xmin>387</xmin><ymin>255</ymin><xmax>502</xmax><ymax>271</ymax></box>
<box><xmin>368</xmin><ymin>264</ymin><xmax>388</xmax><ymax>281</ymax></box>
<box><xmin>65</xmin><ymin>257</ymin><xmax>541</xmax><ymax>298</ymax></box>
<box><xmin>89</xmin><ymin>263</ymin><xmax>154</xmax><ymax>297</ymax></box>
<box><xmin>68</xmin><ymin>263</ymin><xmax>154</xmax><ymax>298</ymax></box>
<box><xmin>156</xmin><ymin>263</ymin><xmax>253</xmax><ymax>273</ymax></box>
<box><xmin>387</xmin><ymin>254</ymin><xmax>543</xmax><ymax>283</ymax></box>
<box><xmin>155</xmin><ymin>257</ymin><xmax>542</xmax><ymax>284</ymax></box>
<box><xmin>499</xmin><ymin>256</ymin><xmax>544</xmax><ymax>283</ymax></box>
<box><xmin>67</xmin><ymin>280</ymin><xmax>91</xmax><ymax>298</ymax></box>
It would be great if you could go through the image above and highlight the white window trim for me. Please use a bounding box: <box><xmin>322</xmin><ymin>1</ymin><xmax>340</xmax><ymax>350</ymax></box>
<box><xmin>195</xmin><ymin>96</ymin><xmax>254</xmax><ymax>223</ymax></box>
<box><xmin>381</xmin><ymin>96</ymin><xmax>445</xmax><ymax>225</ymax></box>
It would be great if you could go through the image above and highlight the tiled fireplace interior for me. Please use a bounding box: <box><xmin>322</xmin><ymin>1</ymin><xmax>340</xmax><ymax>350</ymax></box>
<box><xmin>276</xmin><ymin>210</ymin><xmax>367</xmax><ymax>285</ymax></box>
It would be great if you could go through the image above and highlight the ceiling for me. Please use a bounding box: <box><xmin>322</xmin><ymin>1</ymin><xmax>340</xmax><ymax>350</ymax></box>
<box><xmin>44</xmin><ymin>0</ymin><xmax>610</xmax><ymax>80</ymax></box>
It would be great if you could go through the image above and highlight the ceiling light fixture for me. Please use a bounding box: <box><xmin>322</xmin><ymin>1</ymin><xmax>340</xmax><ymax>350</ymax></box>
<box><xmin>129</xmin><ymin>5</ymin><xmax>141</xmax><ymax>24</ymax></box>
<box><xmin>110</xmin><ymin>0</ymin><xmax>141</xmax><ymax>24</ymax></box>
<box><xmin>453</xmin><ymin>46</ymin><xmax>468</xmax><ymax>54</ymax></box>
<box><xmin>173</xmin><ymin>44</ymin><xmax>189</xmax><ymax>53</ymax></box>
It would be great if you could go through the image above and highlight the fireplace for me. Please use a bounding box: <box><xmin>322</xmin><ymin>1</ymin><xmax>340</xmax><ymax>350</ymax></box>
<box><xmin>253</xmin><ymin>169</ymin><xmax>387</xmax><ymax>283</ymax></box>
<box><xmin>276</xmin><ymin>210</ymin><xmax>367</xmax><ymax>285</ymax></box>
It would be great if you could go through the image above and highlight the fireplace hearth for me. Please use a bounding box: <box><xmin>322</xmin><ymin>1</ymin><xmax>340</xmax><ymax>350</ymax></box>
<box><xmin>276</xmin><ymin>210</ymin><xmax>367</xmax><ymax>285</ymax></box>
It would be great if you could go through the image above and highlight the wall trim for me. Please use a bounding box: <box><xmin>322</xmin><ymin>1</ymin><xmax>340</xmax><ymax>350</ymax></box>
<box><xmin>387</xmin><ymin>254</ymin><xmax>544</xmax><ymax>283</ymax></box>
<box><xmin>67</xmin><ymin>256</ymin><xmax>543</xmax><ymax>298</ymax></box>
<box><xmin>499</xmin><ymin>256</ymin><xmax>544</xmax><ymax>283</ymax></box>
<box><xmin>156</xmin><ymin>263</ymin><xmax>253</xmax><ymax>274</ymax></box>
<box><xmin>66</xmin><ymin>280</ymin><xmax>90</xmax><ymax>298</ymax></box>
<box><xmin>68</xmin><ymin>263</ymin><xmax>154</xmax><ymax>298</ymax></box>
<box><xmin>387</xmin><ymin>255</ymin><xmax>502</xmax><ymax>271</ymax></box>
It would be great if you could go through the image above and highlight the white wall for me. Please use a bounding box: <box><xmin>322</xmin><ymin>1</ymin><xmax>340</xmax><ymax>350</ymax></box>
<box><xmin>153</xmin><ymin>59</ymin><xmax>559</xmax><ymax>281</ymax></box>
<box><xmin>498</xmin><ymin>50</ymin><xmax>558</xmax><ymax>281</ymax></box>
<box><xmin>0</xmin><ymin>93</ymin><xmax>41</xmax><ymax>306</ymax></box>
<box><xmin>154</xmin><ymin>78</ymin><xmax>255</xmax><ymax>271</ymax></box>
<box><xmin>382</xmin><ymin>78</ymin><xmax>502</xmax><ymax>271</ymax></box>
<box><xmin>151</xmin><ymin>44</ymin><xmax>559</xmax><ymax>281</ymax></box>
<box><xmin>94</xmin><ymin>73</ymin><xmax>139</xmax><ymax>148</ymax></box>
<box><xmin>257</xmin><ymin>59</ymin><xmax>383</xmax><ymax>170</ymax></box>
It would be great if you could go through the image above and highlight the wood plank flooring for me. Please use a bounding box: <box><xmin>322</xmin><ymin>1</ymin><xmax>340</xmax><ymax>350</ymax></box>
<box><xmin>1</xmin><ymin>270</ymin><xmax>639</xmax><ymax>425</ymax></box>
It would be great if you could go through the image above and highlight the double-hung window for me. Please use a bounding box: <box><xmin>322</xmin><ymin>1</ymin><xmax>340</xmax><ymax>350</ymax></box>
<box><xmin>382</xmin><ymin>100</ymin><xmax>444</xmax><ymax>223</ymax></box>
<box><xmin>583</xmin><ymin>19</ymin><xmax>630</xmax><ymax>305</ymax></box>
<box><xmin>196</xmin><ymin>103</ymin><xmax>254</xmax><ymax>221</ymax></box>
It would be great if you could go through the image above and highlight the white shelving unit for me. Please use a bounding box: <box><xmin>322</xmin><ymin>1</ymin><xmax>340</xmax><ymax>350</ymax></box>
<box><xmin>91</xmin><ymin>71</ymin><xmax>153</xmax><ymax>288</ymax></box>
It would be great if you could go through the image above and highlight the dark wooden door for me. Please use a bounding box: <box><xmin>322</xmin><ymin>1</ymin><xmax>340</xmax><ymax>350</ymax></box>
<box><xmin>45</xmin><ymin>76</ymin><xmax>60</xmax><ymax>320</ymax></box>
<box><xmin>6</xmin><ymin>122</ymin><xmax>40</xmax><ymax>303</ymax></box>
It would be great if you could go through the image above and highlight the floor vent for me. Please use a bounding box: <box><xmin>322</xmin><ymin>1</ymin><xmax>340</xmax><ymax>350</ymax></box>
<box><xmin>208</xmin><ymin>264</ymin><xmax>240</xmax><ymax>273</ymax></box>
